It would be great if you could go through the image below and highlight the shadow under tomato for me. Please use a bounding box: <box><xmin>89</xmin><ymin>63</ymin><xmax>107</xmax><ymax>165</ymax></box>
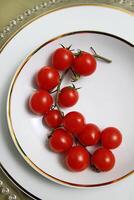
<box><xmin>32</xmin><ymin>74</ymin><xmax>38</xmax><ymax>89</ymax></box>
<box><xmin>46</xmin><ymin>54</ymin><xmax>53</xmax><ymax>66</ymax></box>
<box><xmin>57</xmin><ymin>153</ymin><xmax>68</xmax><ymax>171</ymax></box>
<box><xmin>25</xmin><ymin>97</ymin><xmax>30</xmax><ymax>113</ymax></box>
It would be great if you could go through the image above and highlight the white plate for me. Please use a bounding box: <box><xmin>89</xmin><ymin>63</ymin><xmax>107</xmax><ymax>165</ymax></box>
<box><xmin>7</xmin><ymin>31</ymin><xmax>134</xmax><ymax>187</ymax></box>
<box><xmin>0</xmin><ymin>5</ymin><xmax>134</xmax><ymax>200</ymax></box>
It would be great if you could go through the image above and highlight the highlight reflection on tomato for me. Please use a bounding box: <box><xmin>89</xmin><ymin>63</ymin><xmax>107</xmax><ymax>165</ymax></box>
<box><xmin>58</xmin><ymin>86</ymin><xmax>79</xmax><ymax>107</ymax></box>
<box><xmin>78</xmin><ymin>123</ymin><xmax>101</xmax><ymax>146</ymax></box>
<box><xmin>101</xmin><ymin>127</ymin><xmax>122</xmax><ymax>149</ymax></box>
<box><xmin>49</xmin><ymin>128</ymin><xmax>73</xmax><ymax>153</ymax></box>
<box><xmin>65</xmin><ymin>146</ymin><xmax>90</xmax><ymax>171</ymax></box>
<box><xmin>43</xmin><ymin>109</ymin><xmax>63</xmax><ymax>128</ymax></box>
<box><xmin>36</xmin><ymin>66</ymin><xmax>60</xmax><ymax>91</ymax></box>
<box><xmin>92</xmin><ymin>148</ymin><xmax>115</xmax><ymax>172</ymax></box>
<box><xmin>73</xmin><ymin>51</ymin><xmax>96</xmax><ymax>76</ymax></box>
<box><xmin>63</xmin><ymin>111</ymin><xmax>85</xmax><ymax>135</ymax></box>
<box><xmin>52</xmin><ymin>47</ymin><xmax>74</xmax><ymax>70</ymax></box>
<box><xmin>29</xmin><ymin>90</ymin><xmax>53</xmax><ymax>115</ymax></box>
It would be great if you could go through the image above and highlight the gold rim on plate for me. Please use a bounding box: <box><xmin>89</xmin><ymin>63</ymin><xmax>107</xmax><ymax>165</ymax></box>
<box><xmin>7</xmin><ymin>30</ymin><xmax>134</xmax><ymax>188</ymax></box>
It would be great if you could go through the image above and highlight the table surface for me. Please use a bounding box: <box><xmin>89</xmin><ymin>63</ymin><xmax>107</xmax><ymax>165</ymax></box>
<box><xmin>0</xmin><ymin>0</ymin><xmax>134</xmax><ymax>199</ymax></box>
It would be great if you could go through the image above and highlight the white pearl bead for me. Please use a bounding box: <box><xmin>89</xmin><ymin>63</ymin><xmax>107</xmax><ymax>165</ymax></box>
<box><xmin>32</xmin><ymin>5</ymin><xmax>39</xmax><ymax>12</ymax></box>
<box><xmin>24</xmin><ymin>9</ymin><xmax>32</xmax><ymax>16</ymax></box>
<box><xmin>5</xmin><ymin>26</ymin><xmax>10</xmax><ymax>32</ymax></box>
<box><xmin>0</xmin><ymin>180</ymin><xmax>3</xmax><ymax>186</ymax></box>
<box><xmin>17</xmin><ymin>15</ymin><xmax>24</xmax><ymax>21</ymax></box>
<box><xmin>1</xmin><ymin>187</ymin><xmax>9</xmax><ymax>194</ymax></box>
<box><xmin>8</xmin><ymin>194</ymin><xmax>17</xmax><ymax>200</ymax></box>
<box><xmin>40</xmin><ymin>2</ymin><xmax>48</xmax><ymax>8</ymax></box>
<box><xmin>10</xmin><ymin>20</ymin><xmax>17</xmax><ymax>27</ymax></box>
<box><xmin>0</xmin><ymin>33</ymin><xmax>4</xmax><ymax>38</ymax></box>
<box><xmin>3</xmin><ymin>29</ymin><xmax>7</xmax><ymax>33</ymax></box>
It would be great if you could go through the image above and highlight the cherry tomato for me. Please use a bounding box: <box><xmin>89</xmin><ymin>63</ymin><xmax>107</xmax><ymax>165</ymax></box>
<box><xmin>65</xmin><ymin>146</ymin><xmax>90</xmax><ymax>171</ymax></box>
<box><xmin>101</xmin><ymin>127</ymin><xmax>122</xmax><ymax>149</ymax></box>
<box><xmin>29</xmin><ymin>90</ymin><xmax>53</xmax><ymax>115</ymax></box>
<box><xmin>78</xmin><ymin>123</ymin><xmax>101</xmax><ymax>146</ymax></box>
<box><xmin>36</xmin><ymin>66</ymin><xmax>60</xmax><ymax>91</ymax></box>
<box><xmin>58</xmin><ymin>86</ymin><xmax>79</xmax><ymax>107</ymax></box>
<box><xmin>73</xmin><ymin>52</ymin><xmax>96</xmax><ymax>76</ymax></box>
<box><xmin>52</xmin><ymin>47</ymin><xmax>74</xmax><ymax>70</ymax></box>
<box><xmin>92</xmin><ymin>148</ymin><xmax>115</xmax><ymax>172</ymax></box>
<box><xmin>63</xmin><ymin>111</ymin><xmax>85</xmax><ymax>135</ymax></box>
<box><xmin>43</xmin><ymin>109</ymin><xmax>63</xmax><ymax>128</ymax></box>
<box><xmin>49</xmin><ymin>128</ymin><xmax>73</xmax><ymax>153</ymax></box>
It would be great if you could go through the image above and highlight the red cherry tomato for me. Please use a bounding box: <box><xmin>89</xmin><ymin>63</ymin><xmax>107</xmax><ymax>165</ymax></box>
<box><xmin>49</xmin><ymin>128</ymin><xmax>73</xmax><ymax>153</ymax></box>
<box><xmin>29</xmin><ymin>90</ymin><xmax>53</xmax><ymax>115</ymax></box>
<box><xmin>63</xmin><ymin>111</ymin><xmax>85</xmax><ymax>135</ymax></box>
<box><xmin>52</xmin><ymin>47</ymin><xmax>74</xmax><ymax>70</ymax></box>
<box><xmin>78</xmin><ymin>123</ymin><xmax>101</xmax><ymax>146</ymax></box>
<box><xmin>101</xmin><ymin>127</ymin><xmax>122</xmax><ymax>149</ymax></box>
<box><xmin>36</xmin><ymin>66</ymin><xmax>60</xmax><ymax>91</ymax></box>
<box><xmin>43</xmin><ymin>109</ymin><xmax>63</xmax><ymax>128</ymax></box>
<box><xmin>58</xmin><ymin>87</ymin><xmax>79</xmax><ymax>107</ymax></box>
<box><xmin>92</xmin><ymin>148</ymin><xmax>115</xmax><ymax>172</ymax></box>
<box><xmin>73</xmin><ymin>52</ymin><xmax>96</xmax><ymax>76</ymax></box>
<box><xmin>65</xmin><ymin>146</ymin><xmax>90</xmax><ymax>171</ymax></box>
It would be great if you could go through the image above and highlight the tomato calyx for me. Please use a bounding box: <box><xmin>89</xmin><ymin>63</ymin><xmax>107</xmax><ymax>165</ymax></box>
<box><xmin>59</xmin><ymin>44</ymin><xmax>74</xmax><ymax>51</ymax></box>
<box><xmin>72</xmin><ymin>83</ymin><xmax>81</xmax><ymax>90</ymax></box>
<box><xmin>70</xmin><ymin>68</ymin><xmax>81</xmax><ymax>82</ymax></box>
<box><xmin>90</xmin><ymin>47</ymin><xmax>112</xmax><ymax>63</ymax></box>
<box><xmin>74</xmin><ymin>49</ymin><xmax>82</xmax><ymax>57</ymax></box>
<box><xmin>66</xmin><ymin>83</ymin><xmax>81</xmax><ymax>91</ymax></box>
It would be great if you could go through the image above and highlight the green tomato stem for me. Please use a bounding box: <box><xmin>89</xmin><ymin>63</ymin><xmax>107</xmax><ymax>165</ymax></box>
<box><xmin>54</xmin><ymin>69</ymin><xmax>69</xmax><ymax>116</ymax></box>
<box><xmin>90</xmin><ymin>47</ymin><xmax>112</xmax><ymax>63</ymax></box>
<box><xmin>94</xmin><ymin>54</ymin><xmax>112</xmax><ymax>63</ymax></box>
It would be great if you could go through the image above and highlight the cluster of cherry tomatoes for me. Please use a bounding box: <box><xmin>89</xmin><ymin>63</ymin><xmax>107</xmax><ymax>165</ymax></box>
<box><xmin>29</xmin><ymin>45</ymin><xmax>122</xmax><ymax>172</ymax></box>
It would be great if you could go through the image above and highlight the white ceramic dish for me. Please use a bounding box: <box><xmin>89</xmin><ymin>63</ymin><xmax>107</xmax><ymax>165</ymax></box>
<box><xmin>7</xmin><ymin>31</ymin><xmax>134</xmax><ymax>187</ymax></box>
<box><xmin>0</xmin><ymin>5</ymin><xmax>134</xmax><ymax>200</ymax></box>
